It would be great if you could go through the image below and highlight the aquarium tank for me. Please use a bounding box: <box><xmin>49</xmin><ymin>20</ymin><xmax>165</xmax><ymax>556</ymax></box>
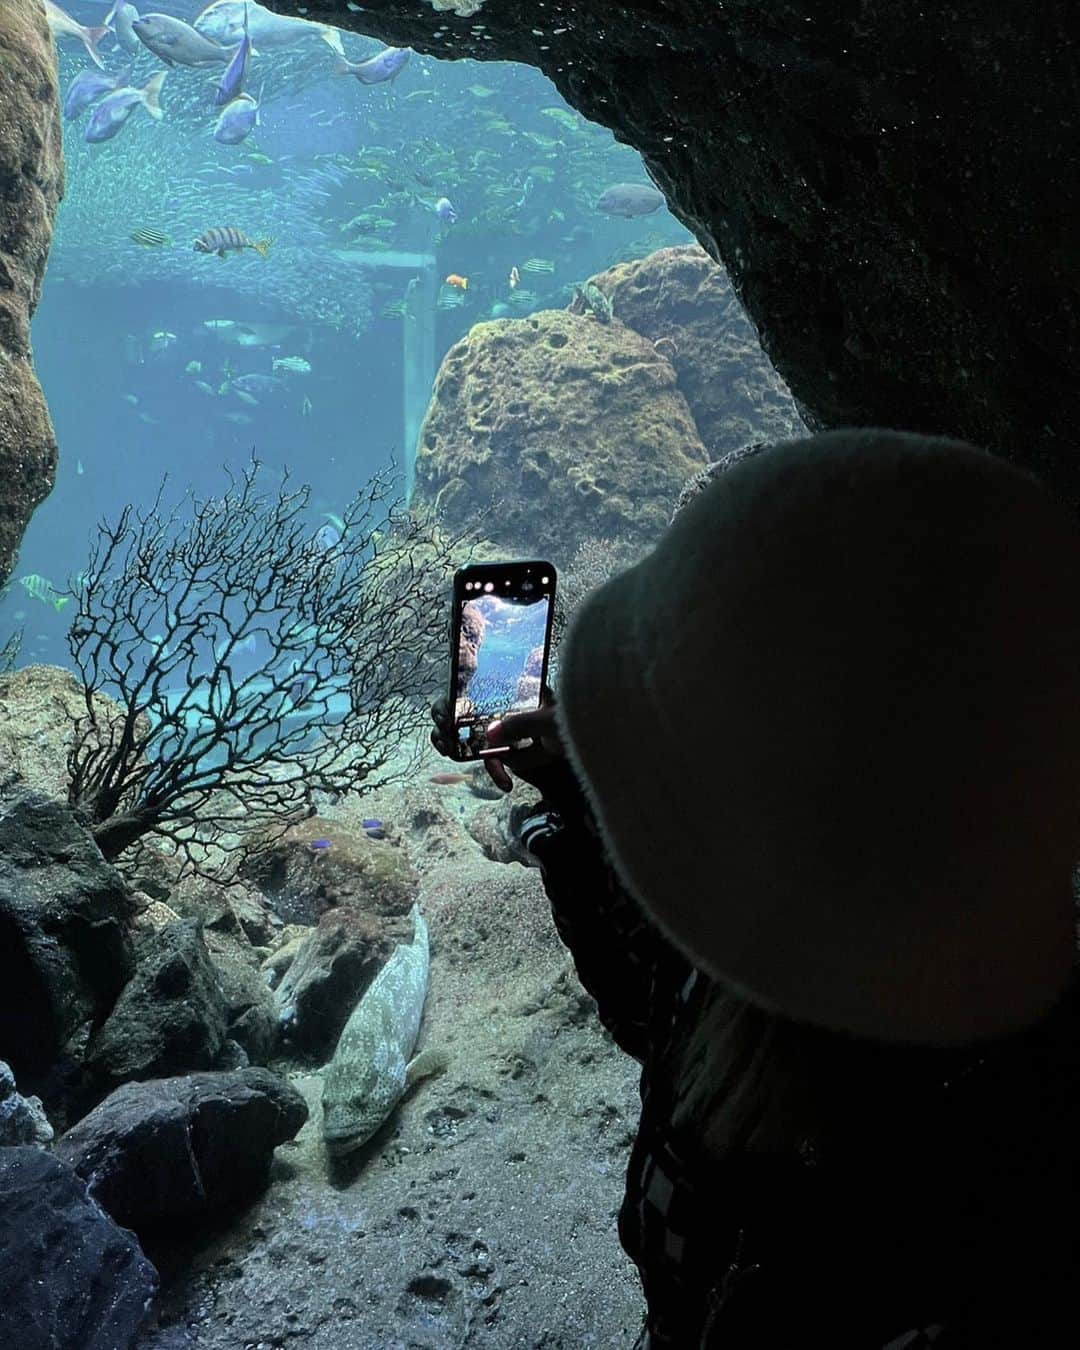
<box><xmin>0</xmin><ymin>1</ymin><xmax>804</xmax><ymax>1346</ymax></box>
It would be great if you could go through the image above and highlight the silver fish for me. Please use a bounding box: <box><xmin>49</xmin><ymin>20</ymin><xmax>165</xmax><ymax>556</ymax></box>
<box><xmin>132</xmin><ymin>12</ymin><xmax>232</xmax><ymax>66</ymax></box>
<box><xmin>194</xmin><ymin>0</ymin><xmax>343</xmax><ymax>55</ymax></box>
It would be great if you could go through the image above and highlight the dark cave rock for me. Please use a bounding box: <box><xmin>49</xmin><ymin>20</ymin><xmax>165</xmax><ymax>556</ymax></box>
<box><xmin>268</xmin><ymin>0</ymin><xmax>1080</xmax><ymax>508</ymax></box>
<box><xmin>0</xmin><ymin>788</ymin><xmax>135</xmax><ymax>1089</ymax></box>
<box><xmin>0</xmin><ymin>1145</ymin><xmax>158</xmax><ymax>1349</ymax></box>
<box><xmin>0</xmin><ymin>3</ymin><xmax>63</xmax><ymax>588</ymax></box>
<box><xmin>53</xmin><ymin>1068</ymin><xmax>308</xmax><ymax>1238</ymax></box>
<box><xmin>85</xmin><ymin>918</ymin><xmax>229</xmax><ymax>1091</ymax></box>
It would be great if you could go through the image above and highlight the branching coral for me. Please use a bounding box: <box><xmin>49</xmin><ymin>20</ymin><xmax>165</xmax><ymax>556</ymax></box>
<box><xmin>66</xmin><ymin>458</ymin><xmax>466</xmax><ymax>876</ymax></box>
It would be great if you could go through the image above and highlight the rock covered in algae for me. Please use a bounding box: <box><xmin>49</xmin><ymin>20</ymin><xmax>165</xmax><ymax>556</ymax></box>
<box><xmin>412</xmin><ymin>308</ymin><xmax>708</xmax><ymax>559</ymax></box>
<box><xmin>0</xmin><ymin>2</ymin><xmax>63</xmax><ymax>587</ymax></box>
<box><xmin>588</xmin><ymin>245</ymin><xmax>806</xmax><ymax>458</ymax></box>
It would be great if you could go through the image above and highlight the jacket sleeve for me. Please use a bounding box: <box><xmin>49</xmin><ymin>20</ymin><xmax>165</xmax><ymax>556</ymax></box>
<box><xmin>517</xmin><ymin>763</ymin><xmax>694</xmax><ymax>1063</ymax></box>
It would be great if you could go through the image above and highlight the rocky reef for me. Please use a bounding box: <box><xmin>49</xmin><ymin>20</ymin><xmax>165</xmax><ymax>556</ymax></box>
<box><xmin>271</xmin><ymin>0</ymin><xmax>1080</xmax><ymax>509</ymax></box>
<box><xmin>0</xmin><ymin>1</ymin><xmax>63</xmax><ymax>588</ymax></box>
<box><xmin>412</xmin><ymin>307</ymin><xmax>708</xmax><ymax>558</ymax></box>
<box><xmin>587</xmin><ymin>244</ymin><xmax>806</xmax><ymax>459</ymax></box>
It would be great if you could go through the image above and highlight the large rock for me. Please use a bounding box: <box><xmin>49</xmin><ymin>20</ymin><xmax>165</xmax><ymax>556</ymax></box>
<box><xmin>202</xmin><ymin>928</ymin><xmax>279</xmax><ymax>1064</ymax></box>
<box><xmin>0</xmin><ymin>788</ymin><xmax>135</xmax><ymax>1087</ymax></box>
<box><xmin>0</xmin><ymin>1059</ymin><xmax>53</xmax><ymax>1146</ymax></box>
<box><xmin>53</xmin><ymin>1068</ymin><xmax>308</xmax><ymax>1236</ymax></box>
<box><xmin>412</xmin><ymin>309</ymin><xmax>708</xmax><ymax>558</ymax></box>
<box><xmin>270</xmin><ymin>905</ymin><xmax>397</xmax><ymax>1059</ymax></box>
<box><xmin>273</xmin><ymin>0</ymin><xmax>1080</xmax><ymax>515</ymax></box>
<box><xmin>0</xmin><ymin>1145</ymin><xmax>157</xmax><ymax>1349</ymax></box>
<box><xmin>590</xmin><ymin>245</ymin><xmax>805</xmax><ymax>458</ymax></box>
<box><xmin>0</xmin><ymin>3</ymin><xmax>63</xmax><ymax>588</ymax></box>
<box><xmin>85</xmin><ymin>919</ymin><xmax>229</xmax><ymax>1090</ymax></box>
<box><xmin>0</xmin><ymin>665</ymin><xmax>136</xmax><ymax>803</ymax></box>
<box><xmin>239</xmin><ymin>814</ymin><xmax>418</xmax><ymax>927</ymax></box>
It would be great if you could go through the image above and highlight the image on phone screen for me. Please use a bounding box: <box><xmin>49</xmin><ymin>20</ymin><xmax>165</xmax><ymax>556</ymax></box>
<box><xmin>451</xmin><ymin>562</ymin><xmax>556</xmax><ymax>760</ymax></box>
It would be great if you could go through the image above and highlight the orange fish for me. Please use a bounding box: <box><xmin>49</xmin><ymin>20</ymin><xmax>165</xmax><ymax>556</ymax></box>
<box><xmin>429</xmin><ymin>771</ymin><xmax>472</xmax><ymax>786</ymax></box>
<box><xmin>445</xmin><ymin>273</ymin><xmax>468</xmax><ymax>291</ymax></box>
<box><xmin>508</xmin><ymin>266</ymin><xmax>520</xmax><ymax>290</ymax></box>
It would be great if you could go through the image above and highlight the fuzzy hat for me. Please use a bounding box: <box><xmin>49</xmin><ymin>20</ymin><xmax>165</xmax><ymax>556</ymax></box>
<box><xmin>556</xmin><ymin>430</ymin><xmax>1080</xmax><ymax>1045</ymax></box>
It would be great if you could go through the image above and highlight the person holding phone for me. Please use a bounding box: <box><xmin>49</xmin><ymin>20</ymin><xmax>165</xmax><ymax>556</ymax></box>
<box><xmin>432</xmin><ymin>429</ymin><xmax>1080</xmax><ymax>1348</ymax></box>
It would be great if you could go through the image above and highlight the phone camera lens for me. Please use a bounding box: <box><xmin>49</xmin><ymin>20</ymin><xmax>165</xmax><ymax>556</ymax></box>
<box><xmin>522</xmin><ymin>581</ymin><xmax>535</xmax><ymax>592</ymax></box>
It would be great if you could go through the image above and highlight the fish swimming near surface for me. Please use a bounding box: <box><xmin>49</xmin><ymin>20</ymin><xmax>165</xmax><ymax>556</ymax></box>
<box><xmin>19</xmin><ymin>574</ymin><xmax>70</xmax><ymax>614</ymax></box>
<box><xmin>321</xmin><ymin>904</ymin><xmax>446</xmax><ymax>1158</ymax></box>
<box><xmin>214</xmin><ymin>91</ymin><xmax>260</xmax><ymax>145</ymax></box>
<box><xmin>194</xmin><ymin>226</ymin><xmax>272</xmax><ymax>258</ymax></box>
<box><xmin>334</xmin><ymin>46</ymin><xmax>411</xmax><ymax>86</ymax></box>
<box><xmin>106</xmin><ymin>0</ymin><xmax>143</xmax><ymax>55</ymax></box>
<box><xmin>195</xmin><ymin>0</ymin><xmax>344</xmax><ymax>55</ymax></box>
<box><xmin>85</xmin><ymin>72</ymin><xmax>166</xmax><ymax>143</ymax></box>
<box><xmin>132</xmin><ymin>12</ymin><xmax>232</xmax><ymax>66</ymax></box>
<box><xmin>215</xmin><ymin>0</ymin><xmax>251</xmax><ymax>105</ymax></box>
<box><xmin>44</xmin><ymin>2</ymin><xmax>109</xmax><ymax>68</ymax></box>
<box><xmin>445</xmin><ymin>273</ymin><xmax>468</xmax><ymax>291</ymax></box>
<box><xmin>64</xmin><ymin>67</ymin><xmax>131</xmax><ymax>122</ymax></box>
<box><xmin>272</xmin><ymin>355</ymin><xmax>311</xmax><ymax>374</ymax></box>
<box><xmin>130</xmin><ymin>226</ymin><xmax>172</xmax><ymax>247</ymax></box>
<box><xmin>596</xmin><ymin>182</ymin><xmax>666</xmax><ymax>218</ymax></box>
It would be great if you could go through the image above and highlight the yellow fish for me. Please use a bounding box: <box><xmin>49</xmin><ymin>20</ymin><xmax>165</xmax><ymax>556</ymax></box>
<box><xmin>19</xmin><ymin>574</ymin><xmax>70</xmax><ymax>613</ymax></box>
<box><xmin>445</xmin><ymin>273</ymin><xmax>468</xmax><ymax>291</ymax></box>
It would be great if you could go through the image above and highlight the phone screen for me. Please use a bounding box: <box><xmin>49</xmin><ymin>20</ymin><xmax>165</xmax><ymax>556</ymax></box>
<box><xmin>450</xmin><ymin>560</ymin><xmax>557</xmax><ymax>761</ymax></box>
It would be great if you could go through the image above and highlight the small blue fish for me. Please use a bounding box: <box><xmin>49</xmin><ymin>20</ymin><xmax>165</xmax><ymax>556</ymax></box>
<box><xmin>64</xmin><ymin>66</ymin><xmax>131</xmax><ymax>122</ymax></box>
<box><xmin>362</xmin><ymin>819</ymin><xmax>385</xmax><ymax>840</ymax></box>
<box><xmin>434</xmin><ymin>197</ymin><xmax>457</xmax><ymax>224</ymax></box>
<box><xmin>308</xmin><ymin>838</ymin><xmax>332</xmax><ymax>853</ymax></box>
<box><xmin>333</xmin><ymin>46</ymin><xmax>410</xmax><ymax>86</ymax></box>
<box><xmin>215</xmin><ymin>0</ymin><xmax>251</xmax><ymax>105</ymax></box>
<box><xmin>214</xmin><ymin>90</ymin><xmax>259</xmax><ymax>145</ymax></box>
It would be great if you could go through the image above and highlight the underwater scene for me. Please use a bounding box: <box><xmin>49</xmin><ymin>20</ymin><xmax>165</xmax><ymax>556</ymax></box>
<box><xmin>0</xmin><ymin>2</ymin><xmax>803</xmax><ymax>1346</ymax></box>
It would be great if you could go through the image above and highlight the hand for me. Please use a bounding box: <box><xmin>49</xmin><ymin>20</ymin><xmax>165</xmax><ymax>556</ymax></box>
<box><xmin>480</xmin><ymin>688</ymin><xmax>565</xmax><ymax>793</ymax></box>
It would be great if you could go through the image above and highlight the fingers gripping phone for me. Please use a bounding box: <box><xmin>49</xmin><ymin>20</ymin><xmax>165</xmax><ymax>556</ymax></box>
<box><xmin>448</xmin><ymin>560</ymin><xmax>557</xmax><ymax>762</ymax></box>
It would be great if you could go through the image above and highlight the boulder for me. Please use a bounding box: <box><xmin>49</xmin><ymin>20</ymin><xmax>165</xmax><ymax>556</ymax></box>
<box><xmin>412</xmin><ymin>309</ymin><xmax>708</xmax><ymax>559</ymax></box>
<box><xmin>0</xmin><ymin>665</ymin><xmax>141</xmax><ymax>804</ymax></box>
<box><xmin>174</xmin><ymin>873</ymin><xmax>281</xmax><ymax>947</ymax></box>
<box><xmin>0</xmin><ymin>3</ymin><xmax>63</xmax><ymax>588</ymax></box>
<box><xmin>238</xmin><ymin>814</ymin><xmax>418</xmax><ymax>926</ymax></box>
<box><xmin>203</xmin><ymin>928</ymin><xmax>279</xmax><ymax>1064</ymax></box>
<box><xmin>0</xmin><ymin>1059</ymin><xmax>53</xmax><ymax>1147</ymax></box>
<box><xmin>0</xmin><ymin>1146</ymin><xmax>157</xmax><ymax>1349</ymax></box>
<box><xmin>271</xmin><ymin>906</ymin><xmax>398</xmax><ymax>1058</ymax></box>
<box><xmin>53</xmin><ymin>1068</ymin><xmax>308</xmax><ymax>1236</ymax></box>
<box><xmin>588</xmin><ymin>245</ymin><xmax>805</xmax><ymax>458</ymax></box>
<box><xmin>85</xmin><ymin>919</ymin><xmax>229</xmax><ymax>1090</ymax></box>
<box><xmin>0</xmin><ymin>788</ymin><xmax>135</xmax><ymax>1086</ymax></box>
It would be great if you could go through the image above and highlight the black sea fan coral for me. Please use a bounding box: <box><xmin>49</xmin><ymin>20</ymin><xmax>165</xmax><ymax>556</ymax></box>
<box><xmin>66</xmin><ymin>457</ymin><xmax>463</xmax><ymax>876</ymax></box>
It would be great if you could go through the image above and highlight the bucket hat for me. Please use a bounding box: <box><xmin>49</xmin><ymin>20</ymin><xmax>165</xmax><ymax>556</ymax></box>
<box><xmin>556</xmin><ymin>430</ymin><xmax>1080</xmax><ymax>1044</ymax></box>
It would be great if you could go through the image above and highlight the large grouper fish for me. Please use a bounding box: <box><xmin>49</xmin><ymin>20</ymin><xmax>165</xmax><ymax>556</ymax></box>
<box><xmin>321</xmin><ymin>904</ymin><xmax>446</xmax><ymax>1159</ymax></box>
<box><xmin>194</xmin><ymin>0</ymin><xmax>344</xmax><ymax>55</ymax></box>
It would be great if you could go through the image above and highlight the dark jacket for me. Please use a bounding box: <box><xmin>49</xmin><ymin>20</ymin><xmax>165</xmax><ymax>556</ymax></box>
<box><xmin>520</xmin><ymin>766</ymin><xmax>1080</xmax><ymax>1348</ymax></box>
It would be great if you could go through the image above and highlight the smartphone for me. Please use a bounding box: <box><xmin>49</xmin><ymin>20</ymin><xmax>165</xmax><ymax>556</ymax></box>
<box><xmin>447</xmin><ymin>559</ymin><xmax>557</xmax><ymax>762</ymax></box>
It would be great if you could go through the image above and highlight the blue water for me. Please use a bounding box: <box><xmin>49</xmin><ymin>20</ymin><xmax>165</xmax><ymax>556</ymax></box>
<box><xmin>5</xmin><ymin>0</ymin><xmax>692</xmax><ymax>676</ymax></box>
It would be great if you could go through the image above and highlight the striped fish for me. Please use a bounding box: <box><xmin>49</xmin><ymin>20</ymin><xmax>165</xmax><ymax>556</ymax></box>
<box><xmin>130</xmin><ymin>227</ymin><xmax>172</xmax><ymax>248</ymax></box>
<box><xmin>522</xmin><ymin>257</ymin><xmax>555</xmax><ymax>274</ymax></box>
<box><xmin>193</xmin><ymin>226</ymin><xmax>272</xmax><ymax>259</ymax></box>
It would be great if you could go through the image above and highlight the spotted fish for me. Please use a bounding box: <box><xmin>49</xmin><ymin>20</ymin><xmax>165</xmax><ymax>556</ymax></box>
<box><xmin>321</xmin><ymin>903</ymin><xmax>445</xmax><ymax>1158</ymax></box>
<box><xmin>193</xmin><ymin>226</ymin><xmax>272</xmax><ymax>258</ymax></box>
